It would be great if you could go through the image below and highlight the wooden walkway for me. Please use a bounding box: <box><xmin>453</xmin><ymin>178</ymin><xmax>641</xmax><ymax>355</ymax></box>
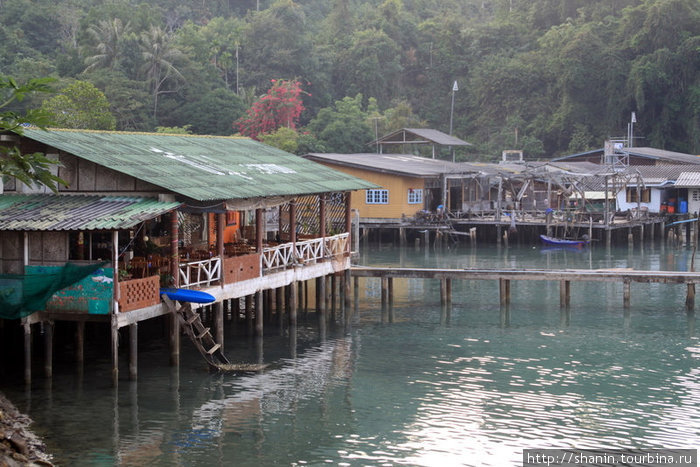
<box><xmin>351</xmin><ymin>266</ymin><xmax>700</xmax><ymax>309</ymax></box>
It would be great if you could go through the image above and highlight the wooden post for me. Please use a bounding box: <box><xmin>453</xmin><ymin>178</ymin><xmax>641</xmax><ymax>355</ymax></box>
<box><xmin>445</xmin><ymin>278</ymin><xmax>452</xmax><ymax>323</ymax></box>
<box><xmin>343</xmin><ymin>270</ymin><xmax>352</xmax><ymax>330</ymax></box>
<box><xmin>686</xmin><ymin>283</ymin><xmax>695</xmax><ymax>310</ymax></box>
<box><xmin>277</xmin><ymin>287</ymin><xmax>285</xmax><ymax>333</ymax></box>
<box><xmin>23</xmin><ymin>322</ymin><xmax>31</xmax><ymax>386</ymax></box>
<box><xmin>289</xmin><ymin>282</ymin><xmax>298</xmax><ymax>327</ymax></box>
<box><xmin>215</xmin><ymin>302</ymin><xmax>224</xmax><ymax>353</ymax></box>
<box><xmin>559</xmin><ymin>280</ymin><xmax>570</xmax><ymax>308</ymax></box>
<box><xmin>499</xmin><ymin>278</ymin><xmax>511</xmax><ymax>306</ymax></box>
<box><xmin>623</xmin><ymin>280</ymin><xmax>631</xmax><ymax>308</ymax></box>
<box><xmin>354</xmin><ymin>276</ymin><xmax>359</xmax><ymax>319</ymax></box>
<box><xmin>111</xmin><ymin>315</ymin><xmax>119</xmax><ymax>387</ymax></box>
<box><xmin>345</xmin><ymin>192</ymin><xmax>352</xmax><ymax>245</ymax></box>
<box><xmin>290</xmin><ymin>200</ymin><xmax>297</xmax><ymax>244</ymax></box>
<box><xmin>245</xmin><ymin>295</ymin><xmax>254</xmax><ymax>335</ymax></box>
<box><xmin>331</xmin><ymin>275</ymin><xmax>337</xmax><ymax>322</ymax></box>
<box><xmin>388</xmin><ymin>277</ymin><xmax>395</xmax><ymax>323</ymax></box>
<box><xmin>317</xmin><ymin>276</ymin><xmax>327</xmax><ymax>338</ymax></box>
<box><xmin>129</xmin><ymin>323</ymin><xmax>137</xmax><ymax>380</ymax></box>
<box><xmin>170</xmin><ymin>307</ymin><xmax>180</xmax><ymax>366</ymax></box>
<box><xmin>171</xmin><ymin>210</ymin><xmax>179</xmax><ymax>287</ymax></box>
<box><xmin>44</xmin><ymin>320</ymin><xmax>53</xmax><ymax>379</ymax></box>
<box><xmin>440</xmin><ymin>278</ymin><xmax>447</xmax><ymax>306</ymax></box>
<box><xmin>628</xmin><ymin>227</ymin><xmax>633</xmax><ymax>249</ymax></box>
<box><xmin>381</xmin><ymin>277</ymin><xmax>388</xmax><ymax>322</ymax></box>
<box><xmin>76</xmin><ymin>321</ymin><xmax>85</xmax><ymax>366</ymax></box>
<box><xmin>319</xmin><ymin>194</ymin><xmax>326</xmax><ymax>239</ymax></box>
<box><xmin>256</xmin><ymin>208</ymin><xmax>264</xmax><ymax>252</ymax></box>
<box><xmin>255</xmin><ymin>290</ymin><xmax>264</xmax><ymax>337</ymax></box>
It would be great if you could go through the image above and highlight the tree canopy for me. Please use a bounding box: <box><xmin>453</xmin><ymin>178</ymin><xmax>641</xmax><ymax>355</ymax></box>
<box><xmin>0</xmin><ymin>0</ymin><xmax>697</xmax><ymax>159</ymax></box>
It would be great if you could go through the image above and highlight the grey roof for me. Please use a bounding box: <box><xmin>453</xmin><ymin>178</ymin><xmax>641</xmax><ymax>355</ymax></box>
<box><xmin>371</xmin><ymin>128</ymin><xmax>471</xmax><ymax>147</ymax></box>
<box><xmin>671</xmin><ymin>171</ymin><xmax>700</xmax><ymax>188</ymax></box>
<box><xmin>554</xmin><ymin>146</ymin><xmax>700</xmax><ymax>165</ymax></box>
<box><xmin>21</xmin><ymin>129</ymin><xmax>376</xmax><ymax>202</ymax></box>
<box><xmin>625</xmin><ymin>147</ymin><xmax>700</xmax><ymax>164</ymax></box>
<box><xmin>0</xmin><ymin>194</ymin><xmax>181</xmax><ymax>231</ymax></box>
<box><xmin>304</xmin><ymin>153</ymin><xmax>482</xmax><ymax>177</ymax></box>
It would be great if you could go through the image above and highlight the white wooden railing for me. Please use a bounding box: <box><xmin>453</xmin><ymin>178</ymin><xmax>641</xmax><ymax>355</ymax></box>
<box><xmin>261</xmin><ymin>233</ymin><xmax>350</xmax><ymax>272</ymax></box>
<box><xmin>179</xmin><ymin>257</ymin><xmax>221</xmax><ymax>288</ymax></box>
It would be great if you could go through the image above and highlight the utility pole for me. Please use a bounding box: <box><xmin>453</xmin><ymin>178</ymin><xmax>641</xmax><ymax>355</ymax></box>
<box><xmin>449</xmin><ymin>80</ymin><xmax>458</xmax><ymax>162</ymax></box>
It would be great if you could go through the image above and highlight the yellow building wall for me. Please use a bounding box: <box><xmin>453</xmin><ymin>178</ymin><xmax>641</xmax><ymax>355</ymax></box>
<box><xmin>314</xmin><ymin>162</ymin><xmax>426</xmax><ymax>219</ymax></box>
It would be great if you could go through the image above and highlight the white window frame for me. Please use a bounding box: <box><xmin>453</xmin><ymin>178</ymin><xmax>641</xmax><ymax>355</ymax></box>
<box><xmin>366</xmin><ymin>189</ymin><xmax>389</xmax><ymax>204</ymax></box>
<box><xmin>407</xmin><ymin>188</ymin><xmax>423</xmax><ymax>204</ymax></box>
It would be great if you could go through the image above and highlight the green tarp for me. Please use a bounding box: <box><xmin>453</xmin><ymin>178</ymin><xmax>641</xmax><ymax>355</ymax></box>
<box><xmin>0</xmin><ymin>262</ymin><xmax>106</xmax><ymax>319</ymax></box>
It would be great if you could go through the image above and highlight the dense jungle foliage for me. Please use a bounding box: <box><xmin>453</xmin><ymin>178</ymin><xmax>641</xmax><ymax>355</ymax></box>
<box><xmin>1</xmin><ymin>0</ymin><xmax>698</xmax><ymax>160</ymax></box>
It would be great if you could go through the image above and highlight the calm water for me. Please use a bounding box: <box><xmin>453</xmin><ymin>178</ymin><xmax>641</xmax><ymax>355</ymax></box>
<box><xmin>2</xmin><ymin>244</ymin><xmax>699</xmax><ymax>466</ymax></box>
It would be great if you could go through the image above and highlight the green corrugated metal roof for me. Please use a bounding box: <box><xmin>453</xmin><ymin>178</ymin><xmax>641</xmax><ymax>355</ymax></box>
<box><xmin>0</xmin><ymin>194</ymin><xmax>181</xmax><ymax>230</ymax></box>
<box><xmin>23</xmin><ymin>129</ymin><xmax>377</xmax><ymax>201</ymax></box>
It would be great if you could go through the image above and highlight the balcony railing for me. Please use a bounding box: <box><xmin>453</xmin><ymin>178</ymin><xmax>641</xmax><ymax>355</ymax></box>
<box><xmin>179</xmin><ymin>257</ymin><xmax>221</xmax><ymax>288</ymax></box>
<box><xmin>262</xmin><ymin>233</ymin><xmax>350</xmax><ymax>272</ymax></box>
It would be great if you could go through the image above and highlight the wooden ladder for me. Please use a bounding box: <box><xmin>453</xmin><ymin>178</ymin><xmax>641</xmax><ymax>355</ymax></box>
<box><xmin>162</xmin><ymin>295</ymin><xmax>230</xmax><ymax>369</ymax></box>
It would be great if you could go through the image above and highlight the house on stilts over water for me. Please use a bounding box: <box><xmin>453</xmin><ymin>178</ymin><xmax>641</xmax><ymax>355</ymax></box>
<box><xmin>0</xmin><ymin>128</ymin><xmax>375</xmax><ymax>384</ymax></box>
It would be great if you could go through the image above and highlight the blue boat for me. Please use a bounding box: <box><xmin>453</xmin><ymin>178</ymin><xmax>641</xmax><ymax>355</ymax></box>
<box><xmin>160</xmin><ymin>288</ymin><xmax>216</xmax><ymax>304</ymax></box>
<box><xmin>539</xmin><ymin>234</ymin><xmax>589</xmax><ymax>248</ymax></box>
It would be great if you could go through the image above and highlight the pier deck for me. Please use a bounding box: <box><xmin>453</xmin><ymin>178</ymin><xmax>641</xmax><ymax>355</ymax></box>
<box><xmin>351</xmin><ymin>266</ymin><xmax>700</xmax><ymax>309</ymax></box>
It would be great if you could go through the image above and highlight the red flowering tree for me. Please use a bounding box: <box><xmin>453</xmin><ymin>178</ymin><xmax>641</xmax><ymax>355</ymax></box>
<box><xmin>235</xmin><ymin>79</ymin><xmax>306</xmax><ymax>140</ymax></box>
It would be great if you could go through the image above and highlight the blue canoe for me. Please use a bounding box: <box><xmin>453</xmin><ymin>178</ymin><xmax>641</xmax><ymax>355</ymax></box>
<box><xmin>160</xmin><ymin>288</ymin><xmax>216</xmax><ymax>304</ymax></box>
<box><xmin>539</xmin><ymin>234</ymin><xmax>589</xmax><ymax>247</ymax></box>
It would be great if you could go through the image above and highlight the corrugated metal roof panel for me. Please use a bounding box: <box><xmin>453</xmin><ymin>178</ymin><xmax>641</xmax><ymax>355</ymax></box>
<box><xmin>0</xmin><ymin>194</ymin><xmax>181</xmax><ymax>231</ymax></box>
<box><xmin>305</xmin><ymin>153</ymin><xmax>481</xmax><ymax>177</ymax></box>
<box><xmin>372</xmin><ymin>128</ymin><xmax>471</xmax><ymax>147</ymax></box>
<box><xmin>675</xmin><ymin>172</ymin><xmax>700</xmax><ymax>187</ymax></box>
<box><xmin>23</xmin><ymin>129</ymin><xmax>376</xmax><ymax>201</ymax></box>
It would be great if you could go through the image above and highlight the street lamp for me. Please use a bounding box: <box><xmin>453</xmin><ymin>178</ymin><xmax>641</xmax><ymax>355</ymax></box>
<box><xmin>449</xmin><ymin>80</ymin><xmax>458</xmax><ymax>161</ymax></box>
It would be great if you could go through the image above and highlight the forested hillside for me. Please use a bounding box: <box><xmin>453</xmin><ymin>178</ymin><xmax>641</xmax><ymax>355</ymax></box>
<box><xmin>1</xmin><ymin>0</ymin><xmax>698</xmax><ymax>160</ymax></box>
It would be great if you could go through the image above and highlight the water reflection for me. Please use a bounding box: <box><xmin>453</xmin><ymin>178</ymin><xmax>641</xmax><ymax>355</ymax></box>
<box><xmin>1</xmin><ymin>245</ymin><xmax>698</xmax><ymax>466</ymax></box>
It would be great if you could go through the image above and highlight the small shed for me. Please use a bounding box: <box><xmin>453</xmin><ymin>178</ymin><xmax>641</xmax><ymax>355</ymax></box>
<box><xmin>369</xmin><ymin>128</ymin><xmax>471</xmax><ymax>159</ymax></box>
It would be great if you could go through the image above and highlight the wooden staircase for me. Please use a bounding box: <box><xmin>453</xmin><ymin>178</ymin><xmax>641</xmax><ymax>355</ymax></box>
<box><xmin>162</xmin><ymin>295</ymin><xmax>230</xmax><ymax>369</ymax></box>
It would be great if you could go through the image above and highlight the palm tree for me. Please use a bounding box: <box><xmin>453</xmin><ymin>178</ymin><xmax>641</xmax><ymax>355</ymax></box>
<box><xmin>83</xmin><ymin>18</ymin><xmax>131</xmax><ymax>72</ymax></box>
<box><xmin>139</xmin><ymin>26</ymin><xmax>185</xmax><ymax>122</ymax></box>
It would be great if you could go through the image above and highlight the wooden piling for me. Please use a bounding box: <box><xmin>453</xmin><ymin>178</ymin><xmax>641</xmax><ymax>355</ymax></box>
<box><xmin>44</xmin><ymin>321</ymin><xmax>53</xmax><ymax>379</ymax></box>
<box><xmin>111</xmin><ymin>315</ymin><xmax>119</xmax><ymax>386</ymax></box>
<box><xmin>244</xmin><ymin>295</ymin><xmax>253</xmax><ymax>334</ymax></box>
<box><xmin>445</xmin><ymin>278</ymin><xmax>452</xmax><ymax>323</ymax></box>
<box><xmin>623</xmin><ymin>280</ymin><xmax>631</xmax><ymax>308</ymax></box>
<box><xmin>686</xmin><ymin>283</ymin><xmax>695</xmax><ymax>310</ymax></box>
<box><xmin>388</xmin><ymin>277</ymin><xmax>394</xmax><ymax>323</ymax></box>
<box><xmin>440</xmin><ymin>278</ymin><xmax>447</xmax><ymax>306</ymax></box>
<box><xmin>559</xmin><ymin>280</ymin><xmax>570</xmax><ymax>308</ymax></box>
<box><xmin>170</xmin><ymin>308</ymin><xmax>180</xmax><ymax>366</ymax></box>
<box><xmin>214</xmin><ymin>301</ymin><xmax>224</xmax><ymax>353</ymax></box>
<box><xmin>499</xmin><ymin>278</ymin><xmax>511</xmax><ymax>305</ymax></box>
<box><xmin>344</xmin><ymin>270</ymin><xmax>352</xmax><ymax>330</ymax></box>
<box><xmin>23</xmin><ymin>322</ymin><xmax>31</xmax><ymax>386</ymax></box>
<box><xmin>277</xmin><ymin>287</ymin><xmax>284</xmax><ymax>333</ymax></box>
<box><xmin>354</xmin><ymin>276</ymin><xmax>359</xmax><ymax>319</ymax></box>
<box><xmin>76</xmin><ymin>321</ymin><xmax>85</xmax><ymax>366</ymax></box>
<box><xmin>289</xmin><ymin>282</ymin><xmax>298</xmax><ymax>327</ymax></box>
<box><xmin>129</xmin><ymin>323</ymin><xmax>137</xmax><ymax>380</ymax></box>
<box><xmin>255</xmin><ymin>290</ymin><xmax>264</xmax><ymax>337</ymax></box>
<box><xmin>381</xmin><ymin>277</ymin><xmax>388</xmax><ymax>322</ymax></box>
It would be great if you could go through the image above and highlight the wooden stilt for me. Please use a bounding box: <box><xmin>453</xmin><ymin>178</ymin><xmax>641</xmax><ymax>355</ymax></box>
<box><xmin>388</xmin><ymin>277</ymin><xmax>394</xmax><ymax>323</ymax></box>
<box><xmin>441</xmin><ymin>278</ymin><xmax>447</xmax><ymax>306</ymax></box>
<box><xmin>289</xmin><ymin>282</ymin><xmax>298</xmax><ymax>327</ymax></box>
<box><xmin>24</xmin><ymin>322</ymin><xmax>31</xmax><ymax>386</ymax></box>
<box><xmin>245</xmin><ymin>295</ymin><xmax>253</xmax><ymax>335</ymax></box>
<box><xmin>44</xmin><ymin>320</ymin><xmax>53</xmax><ymax>379</ymax></box>
<box><xmin>170</xmin><ymin>308</ymin><xmax>180</xmax><ymax>366</ymax></box>
<box><xmin>111</xmin><ymin>315</ymin><xmax>119</xmax><ymax>387</ymax></box>
<box><xmin>445</xmin><ymin>278</ymin><xmax>452</xmax><ymax>323</ymax></box>
<box><xmin>686</xmin><ymin>283</ymin><xmax>695</xmax><ymax>310</ymax></box>
<box><xmin>129</xmin><ymin>323</ymin><xmax>137</xmax><ymax>380</ymax></box>
<box><xmin>255</xmin><ymin>290</ymin><xmax>264</xmax><ymax>337</ymax></box>
<box><xmin>214</xmin><ymin>301</ymin><xmax>224</xmax><ymax>353</ymax></box>
<box><xmin>343</xmin><ymin>270</ymin><xmax>352</xmax><ymax>330</ymax></box>
<box><xmin>354</xmin><ymin>276</ymin><xmax>359</xmax><ymax>319</ymax></box>
<box><xmin>623</xmin><ymin>280</ymin><xmax>631</xmax><ymax>308</ymax></box>
<box><xmin>559</xmin><ymin>280</ymin><xmax>570</xmax><ymax>308</ymax></box>
<box><xmin>331</xmin><ymin>275</ymin><xmax>337</xmax><ymax>322</ymax></box>
<box><xmin>277</xmin><ymin>287</ymin><xmax>285</xmax><ymax>333</ymax></box>
<box><xmin>381</xmin><ymin>277</ymin><xmax>388</xmax><ymax>323</ymax></box>
<box><xmin>76</xmin><ymin>321</ymin><xmax>85</xmax><ymax>366</ymax></box>
<box><xmin>318</xmin><ymin>276</ymin><xmax>327</xmax><ymax>338</ymax></box>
